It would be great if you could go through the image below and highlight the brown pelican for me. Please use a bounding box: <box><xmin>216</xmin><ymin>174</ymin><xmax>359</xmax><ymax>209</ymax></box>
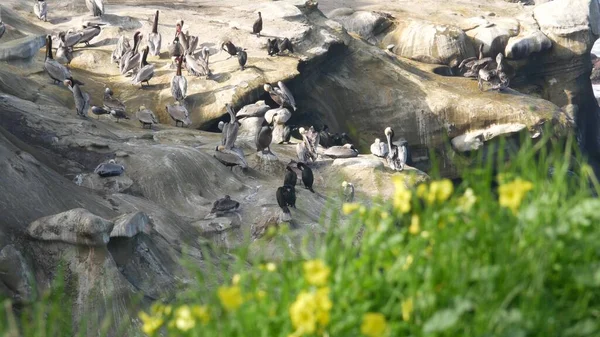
<box><xmin>267</xmin><ymin>38</ymin><xmax>294</xmax><ymax>56</ymax></box>
<box><xmin>284</xmin><ymin>166</ymin><xmax>297</xmax><ymax>186</ymax></box>
<box><xmin>253</xmin><ymin>12</ymin><xmax>262</xmax><ymax>37</ymax></box>
<box><xmin>120</xmin><ymin>31</ymin><xmax>142</xmax><ymax>75</ymax></box>
<box><xmin>304</xmin><ymin>126</ymin><xmax>320</xmax><ymax>160</ymax></box>
<box><xmin>221</xmin><ymin>40</ymin><xmax>238</xmax><ymax>59</ymax></box>
<box><xmin>168</xmin><ymin>20</ymin><xmax>184</xmax><ymax>59</ymax></box>
<box><xmin>137</xmin><ymin>106</ymin><xmax>158</xmax><ymax>128</ymax></box>
<box><xmin>166</xmin><ymin>104</ymin><xmax>191</xmax><ymax>127</ymax></box>
<box><xmin>184</xmin><ymin>32</ymin><xmax>198</xmax><ymax>56</ymax></box>
<box><xmin>323</xmin><ymin>144</ymin><xmax>359</xmax><ymax>159</ymax></box>
<box><xmin>103</xmin><ymin>88</ymin><xmax>126</xmax><ymax>114</ymax></box>
<box><xmin>34</xmin><ymin>0</ymin><xmax>47</xmax><ymax>22</ymax></box>
<box><xmin>478</xmin><ymin>53</ymin><xmax>509</xmax><ymax>91</ymax></box>
<box><xmin>64</xmin><ymin>79</ymin><xmax>90</xmax><ymax>117</ymax></box>
<box><xmin>132</xmin><ymin>46</ymin><xmax>154</xmax><ymax>87</ymax></box>
<box><xmin>296</xmin><ymin>127</ymin><xmax>312</xmax><ymax>163</ymax></box>
<box><xmin>222</xmin><ymin>104</ymin><xmax>240</xmax><ymax>149</ymax></box>
<box><xmin>85</xmin><ymin>0</ymin><xmax>104</xmax><ymax>17</ymax></box>
<box><xmin>342</xmin><ymin>181</ymin><xmax>354</xmax><ymax>202</ymax></box>
<box><xmin>237</xmin><ymin>47</ymin><xmax>247</xmax><ymax>71</ymax></box>
<box><xmin>210</xmin><ymin>195</ymin><xmax>240</xmax><ymax>216</ymax></box>
<box><xmin>256</xmin><ymin>119</ymin><xmax>275</xmax><ymax>154</ymax></box>
<box><xmin>264</xmin><ymin>81</ymin><xmax>297</xmax><ymax>111</ymax></box>
<box><xmin>55</xmin><ymin>32</ymin><xmax>73</xmax><ymax>65</ymax></box>
<box><xmin>370</xmin><ymin>138</ymin><xmax>389</xmax><ymax>158</ymax></box>
<box><xmin>384</xmin><ymin>127</ymin><xmax>404</xmax><ymax>171</ymax></box>
<box><xmin>171</xmin><ymin>56</ymin><xmax>187</xmax><ymax>102</ymax></box>
<box><xmin>94</xmin><ymin>159</ymin><xmax>125</xmax><ymax>178</ymax></box>
<box><xmin>297</xmin><ymin>162</ymin><xmax>314</xmax><ymax>193</ymax></box>
<box><xmin>44</xmin><ymin>35</ymin><xmax>73</xmax><ymax>84</ymax></box>
<box><xmin>148</xmin><ymin>10</ymin><xmax>162</xmax><ymax>56</ymax></box>
<box><xmin>185</xmin><ymin>47</ymin><xmax>211</xmax><ymax>77</ymax></box>
<box><xmin>91</xmin><ymin>106</ymin><xmax>110</xmax><ymax>119</ymax></box>
<box><xmin>79</xmin><ymin>22</ymin><xmax>105</xmax><ymax>46</ymax></box>
<box><xmin>111</xmin><ymin>35</ymin><xmax>131</xmax><ymax>64</ymax></box>
<box><xmin>214</xmin><ymin>145</ymin><xmax>248</xmax><ymax>169</ymax></box>
<box><xmin>458</xmin><ymin>44</ymin><xmax>484</xmax><ymax>71</ymax></box>
<box><xmin>63</xmin><ymin>29</ymin><xmax>84</xmax><ymax>50</ymax></box>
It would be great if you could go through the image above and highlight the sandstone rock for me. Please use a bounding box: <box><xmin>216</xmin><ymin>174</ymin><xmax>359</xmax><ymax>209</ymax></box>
<box><xmin>328</xmin><ymin>9</ymin><xmax>394</xmax><ymax>43</ymax></box>
<box><xmin>382</xmin><ymin>20</ymin><xmax>476</xmax><ymax>66</ymax></box>
<box><xmin>27</xmin><ymin>208</ymin><xmax>114</xmax><ymax>246</ymax></box>
<box><xmin>0</xmin><ymin>245</ymin><xmax>35</xmax><ymax>304</ymax></box>
<box><xmin>0</xmin><ymin>35</ymin><xmax>45</xmax><ymax>61</ymax></box>
<box><xmin>191</xmin><ymin>217</ymin><xmax>236</xmax><ymax>234</ymax></box>
<box><xmin>451</xmin><ymin>123</ymin><xmax>527</xmax><ymax>152</ymax></box>
<box><xmin>74</xmin><ymin>173</ymin><xmax>134</xmax><ymax>194</ymax></box>
<box><xmin>238</xmin><ymin>116</ymin><xmax>265</xmax><ymax>140</ymax></box>
<box><xmin>464</xmin><ymin>17</ymin><xmax>520</xmax><ymax>56</ymax></box>
<box><xmin>236</xmin><ymin>101</ymin><xmax>270</xmax><ymax>119</ymax></box>
<box><xmin>110</xmin><ymin>212</ymin><xmax>152</xmax><ymax>238</ymax></box>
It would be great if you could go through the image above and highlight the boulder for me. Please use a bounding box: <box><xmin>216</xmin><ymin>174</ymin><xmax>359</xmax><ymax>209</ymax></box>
<box><xmin>0</xmin><ymin>245</ymin><xmax>35</xmax><ymax>304</ymax></box>
<box><xmin>191</xmin><ymin>217</ymin><xmax>236</xmax><ymax>234</ymax></box>
<box><xmin>236</xmin><ymin>101</ymin><xmax>271</xmax><ymax>119</ymax></box>
<box><xmin>110</xmin><ymin>212</ymin><xmax>152</xmax><ymax>238</ymax></box>
<box><xmin>74</xmin><ymin>173</ymin><xmax>134</xmax><ymax>194</ymax></box>
<box><xmin>328</xmin><ymin>9</ymin><xmax>394</xmax><ymax>43</ymax></box>
<box><xmin>464</xmin><ymin>17</ymin><xmax>520</xmax><ymax>56</ymax></box>
<box><xmin>505</xmin><ymin>30</ymin><xmax>552</xmax><ymax>59</ymax></box>
<box><xmin>238</xmin><ymin>116</ymin><xmax>265</xmax><ymax>140</ymax></box>
<box><xmin>27</xmin><ymin>208</ymin><xmax>114</xmax><ymax>246</ymax></box>
<box><xmin>0</xmin><ymin>35</ymin><xmax>46</xmax><ymax>61</ymax></box>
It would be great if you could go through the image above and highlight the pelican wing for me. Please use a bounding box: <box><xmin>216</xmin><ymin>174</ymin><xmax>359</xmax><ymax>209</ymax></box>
<box><xmin>132</xmin><ymin>64</ymin><xmax>155</xmax><ymax>85</ymax></box>
<box><xmin>103</xmin><ymin>93</ymin><xmax>125</xmax><ymax>111</ymax></box>
<box><xmin>277</xmin><ymin>81</ymin><xmax>296</xmax><ymax>110</ymax></box>
<box><xmin>148</xmin><ymin>32</ymin><xmax>162</xmax><ymax>56</ymax></box>
<box><xmin>214</xmin><ymin>148</ymin><xmax>248</xmax><ymax>168</ymax></box>
<box><xmin>45</xmin><ymin>59</ymin><xmax>71</xmax><ymax>82</ymax></box>
<box><xmin>72</xmin><ymin>85</ymin><xmax>86</xmax><ymax>115</ymax></box>
<box><xmin>137</xmin><ymin>109</ymin><xmax>157</xmax><ymax>125</ymax></box>
<box><xmin>185</xmin><ymin>54</ymin><xmax>209</xmax><ymax>77</ymax></box>
<box><xmin>225</xmin><ymin>105</ymin><xmax>238</xmax><ymax>149</ymax></box>
<box><xmin>121</xmin><ymin>52</ymin><xmax>141</xmax><ymax>74</ymax></box>
<box><xmin>221</xmin><ymin>122</ymin><xmax>230</xmax><ymax>146</ymax></box>
<box><xmin>167</xmin><ymin>105</ymin><xmax>191</xmax><ymax>125</ymax></box>
<box><xmin>94</xmin><ymin>0</ymin><xmax>104</xmax><ymax>16</ymax></box>
<box><xmin>112</xmin><ymin>35</ymin><xmax>130</xmax><ymax>63</ymax></box>
<box><xmin>324</xmin><ymin>146</ymin><xmax>358</xmax><ymax>159</ymax></box>
<box><xmin>170</xmin><ymin>75</ymin><xmax>187</xmax><ymax>101</ymax></box>
<box><xmin>187</xmin><ymin>35</ymin><xmax>198</xmax><ymax>55</ymax></box>
<box><xmin>80</xmin><ymin>26</ymin><xmax>101</xmax><ymax>44</ymax></box>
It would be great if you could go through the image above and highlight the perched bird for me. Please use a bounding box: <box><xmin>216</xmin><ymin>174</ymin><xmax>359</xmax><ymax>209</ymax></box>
<box><xmin>111</xmin><ymin>109</ymin><xmax>129</xmax><ymax>122</ymax></box>
<box><xmin>132</xmin><ymin>46</ymin><xmax>154</xmax><ymax>87</ymax></box>
<box><xmin>55</xmin><ymin>32</ymin><xmax>73</xmax><ymax>65</ymax></box>
<box><xmin>256</xmin><ymin>118</ymin><xmax>275</xmax><ymax>154</ymax></box>
<box><xmin>168</xmin><ymin>35</ymin><xmax>184</xmax><ymax>60</ymax></box>
<box><xmin>342</xmin><ymin>181</ymin><xmax>354</xmax><ymax>202</ymax></box>
<box><xmin>267</xmin><ymin>38</ymin><xmax>294</xmax><ymax>56</ymax></box>
<box><xmin>276</xmin><ymin>186</ymin><xmax>291</xmax><ymax>218</ymax></box>
<box><xmin>120</xmin><ymin>32</ymin><xmax>142</xmax><ymax>75</ymax></box>
<box><xmin>94</xmin><ymin>159</ymin><xmax>125</xmax><ymax>178</ymax></box>
<box><xmin>171</xmin><ymin>56</ymin><xmax>187</xmax><ymax>102</ymax></box>
<box><xmin>166</xmin><ymin>104</ymin><xmax>191</xmax><ymax>127</ymax></box>
<box><xmin>253</xmin><ymin>12</ymin><xmax>263</xmax><ymax>36</ymax></box>
<box><xmin>304</xmin><ymin>126</ymin><xmax>320</xmax><ymax>161</ymax></box>
<box><xmin>44</xmin><ymin>35</ymin><xmax>73</xmax><ymax>84</ymax></box>
<box><xmin>211</xmin><ymin>195</ymin><xmax>240</xmax><ymax>215</ymax></box>
<box><xmin>397</xmin><ymin>138</ymin><xmax>412</xmax><ymax>167</ymax></box>
<box><xmin>103</xmin><ymin>88</ymin><xmax>126</xmax><ymax>114</ymax></box>
<box><xmin>214</xmin><ymin>145</ymin><xmax>248</xmax><ymax>169</ymax></box>
<box><xmin>184</xmin><ymin>32</ymin><xmax>199</xmax><ymax>56</ymax></box>
<box><xmin>297</xmin><ymin>162</ymin><xmax>314</xmax><ymax>193</ymax></box>
<box><xmin>63</xmin><ymin>29</ymin><xmax>84</xmax><ymax>50</ymax></box>
<box><xmin>64</xmin><ymin>79</ymin><xmax>90</xmax><ymax>117</ymax></box>
<box><xmin>384</xmin><ymin>127</ymin><xmax>404</xmax><ymax>171</ymax></box>
<box><xmin>264</xmin><ymin>81</ymin><xmax>297</xmax><ymax>111</ymax></box>
<box><xmin>33</xmin><ymin>0</ymin><xmax>47</xmax><ymax>22</ymax></box>
<box><xmin>137</xmin><ymin>106</ymin><xmax>158</xmax><ymax>129</ymax></box>
<box><xmin>222</xmin><ymin>104</ymin><xmax>240</xmax><ymax>150</ymax></box>
<box><xmin>324</xmin><ymin>144</ymin><xmax>358</xmax><ymax>159</ymax></box>
<box><xmin>221</xmin><ymin>40</ymin><xmax>238</xmax><ymax>59</ymax></box>
<box><xmin>185</xmin><ymin>49</ymin><xmax>211</xmax><ymax>77</ymax></box>
<box><xmin>79</xmin><ymin>22</ymin><xmax>105</xmax><ymax>46</ymax></box>
<box><xmin>91</xmin><ymin>106</ymin><xmax>110</xmax><ymax>119</ymax></box>
<box><xmin>148</xmin><ymin>10</ymin><xmax>162</xmax><ymax>56</ymax></box>
<box><xmin>237</xmin><ymin>47</ymin><xmax>247</xmax><ymax>71</ymax></box>
<box><xmin>111</xmin><ymin>35</ymin><xmax>131</xmax><ymax>64</ymax></box>
<box><xmin>278</xmin><ymin>184</ymin><xmax>296</xmax><ymax>209</ymax></box>
<box><xmin>284</xmin><ymin>166</ymin><xmax>298</xmax><ymax>186</ymax></box>
<box><xmin>370</xmin><ymin>138</ymin><xmax>389</xmax><ymax>157</ymax></box>
<box><xmin>296</xmin><ymin>127</ymin><xmax>312</xmax><ymax>163</ymax></box>
<box><xmin>85</xmin><ymin>0</ymin><xmax>104</xmax><ymax>17</ymax></box>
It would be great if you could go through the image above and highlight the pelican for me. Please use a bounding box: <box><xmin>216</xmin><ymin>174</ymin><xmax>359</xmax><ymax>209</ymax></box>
<box><xmin>370</xmin><ymin>138</ymin><xmax>389</xmax><ymax>157</ymax></box>
<box><xmin>237</xmin><ymin>47</ymin><xmax>247</xmax><ymax>71</ymax></box>
<box><xmin>112</xmin><ymin>35</ymin><xmax>131</xmax><ymax>64</ymax></box>
<box><xmin>63</xmin><ymin>29</ymin><xmax>84</xmax><ymax>50</ymax></box>
<box><xmin>304</xmin><ymin>126</ymin><xmax>320</xmax><ymax>161</ymax></box>
<box><xmin>185</xmin><ymin>48</ymin><xmax>211</xmax><ymax>77</ymax></box>
<box><xmin>148</xmin><ymin>10</ymin><xmax>162</xmax><ymax>56</ymax></box>
<box><xmin>171</xmin><ymin>56</ymin><xmax>187</xmax><ymax>102</ymax></box>
<box><xmin>79</xmin><ymin>22</ymin><xmax>105</xmax><ymax>46</ymax></box>
<box><xmin>296</xmin><ymin>128</ymin><xmax>311</xmax><ymax>163</ymax></box>
<box><xmin>33</xmin><ymin>0</ymin><xmax>47</xmax><ymax>22</ymax></box>
<box><xmin>185</xmin><ymin>32</ymin><xmax>198</xmax><ymax>56</ymax></box>
<box><xmin>44</xmin><ymin>35</ymin><xmax>73</xmax><ymax>84</ymax></box>
<box><xmin>94</xmin><ymin>159</ymin><xmax>125</xmax><ymax>178</ymax></box>
<box><xmin>132</xmin><ymin>46</ymin><xmax>154</xmax><ymax>87</ymax></box>
<box><xmin>85</xmin><ymin>0</ymin><xmax>104</xmax><ymax>17</ymax></box>
<box><xmin>120</xmin><ymin>32</ymin><xmax>142</xmax><ymax>75</ymax></box>
<box><xmin>323</xmin><ymin>144</ymin><xmax>359</xmax><ymax>159</ymax></box>
<box><xmin>385</xmin><ymin>127</ymin><xmax>404</xmax><ymax>171</ymax></box>
<box><xmin>264</xmin><ymin>81</ymin><xmax>297</xmax><ymax>111</ymax></box>
<box><xmin>297</xmin><ymin>162</ymin><xmax>314</xmax><ymax>193</ymax></box>
<box><xmin>168</xmin><ymin>20</ymin><xmax>184</xmax><ymax>59</ymax></box>
<box><xmin>210</xmin><ymin>196</ymin><xmax>240</xmax><ymax>216</ymax></box>
<box><xmin>55</xmin><ymin>32</ymin><xmax>73</xmax><ymax>65</ymax></box>
<box><xmin>222</xmin><ymin>104</ymin><xmax>240</xmax><ymax>149</ymax></box>
<box><xmin>342</xmin><ymin>181</ymin><xmax>354</xmax><ymax>202</ymax></box>
<box><xmin>64</xmin><ymin>79</ymin><xmax>90</xmax><ymax>117</ymax></box>
<box><xmin>252</xmin><ymin>12</ymin><xmax>262</xmax><ymax>37</ymax></box>
<box><xmin>137</xmin><ymin>106</ymin><xmax>158</xmax><ymax>129</ymax></box>
<box><xmin>166</xmin><ymin>104</ymin><xmax>191</xmax><ymax>127</ymax></box>
<box><xmin>214</xmin><ymin>145</ymin><xmax>248</xmax><ymax>169</ymax></box>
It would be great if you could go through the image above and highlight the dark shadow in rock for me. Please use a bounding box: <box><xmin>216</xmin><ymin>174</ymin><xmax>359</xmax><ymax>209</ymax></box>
<box><xmin>210</xmin><ymin>72</ymin><xmax>232</xmax><ymax>83</ymax></box>
<box><xmin>432</xmin><ymin>65</ymin><xmax>454</xmax><ymax>77</ymax></box>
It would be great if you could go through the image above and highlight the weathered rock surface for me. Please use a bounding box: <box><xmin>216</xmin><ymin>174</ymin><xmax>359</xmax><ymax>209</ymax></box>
<box><xmin>27</xmin><ymin>208</ymin><xmax>114</xmax><ymax>246</ymax></box>
<box><xmin>75</xmin><ymin>173</ymin><xmax>134</xmax><ymax>194</ymax></box>
<box><xmin>110</xmin><ymin>212</ymin><xmax>152</xmax><ymax>238</ymax></box>
<box><xmin>0</xmin><ymin>245</ymin><xmax>35</xmax><ymax>304</ymax></box>
<box><xmin>0</xmin><ymin>35</ymin><xmax>46</xmax><ymax>61</ymax></box>
<box><xmin>328</xmin><ymin>8</ymin><xmax>394</xmax><ymax>43</ymax></box>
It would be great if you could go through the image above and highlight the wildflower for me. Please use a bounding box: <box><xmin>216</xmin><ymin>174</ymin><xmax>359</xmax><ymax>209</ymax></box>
<box><xmin>303</xmin><ymin>259</ymin><xmax>330</xmax><ymax>286</ymax></box>
<box><xmin>232</xmin><ymin>274</ymin><xmax>241</xmax><ymax>285</ymax></box>
<box><xmin>393</xmin><ymin>177</ymin><xmax>412</xmax><ymax>213</ymax></box>
<box><xmin>402</xmin><ymin>254</ymin><xmax>414</xmax><ymax>270</ymax></box>
<box><xmin>139</xmin><ymin>311</ymin><xmax>164</xmax><ymax>336</ymax></box>
<box><xmin>266</xmin><ymin>262</ymin><xmax>277</xmax><ymax>272</ymax></box>
<box><xmin>360</xmin><ymin>313</ymin><xmax>387</xmax><ymax>337</ymax></box>
<box><xmin>315</xmin><ymin>287</ymin><xmax>332</xmax><ymax>326</ymax></box>
<box><xmin>409</xmin><ymin>214</ymin><xmax>420</xmax><ymax>235</ymax></box>
<box><xmin>421</xmin><ymin>230</ymin><xmax>430</xmax><ymax>239</ymax></box>
<box><xmin>173</xmin><ymin>305</ymin><xmax>195</xmax><ymax>331</ymax></box>
<box><xmin>191</xmin><ymin>305</ymin><xmax>210</xmax><ymax>325</ymax></box>
<box><xmin>343</xmin><ymin>203</ymin><xmax>361</xmax><ymax>214</ymax></box>
<box><xmin>498</xmin><ymin>178</ymin><xmax>533</xmax><ymax>214</ymax></box>
<box><xmin>380</xmin><ymin>211</ymin><xmax>389</xmax><ymax>219</ymax></box>
<box><xmin>416</xmin><ymin>183</ymin><xmax>427</xmax><ymax>198</ymax></box>
<box><xmin>422</xmin><ymin>179</ymin><xmax>454</xmax><ymax>204</ymax></box>
<box><xmin>218</xmin><ymin>285</ymin><xmax>243</xmax><ymax>312</ymax></box>
<box><xmin>458</xmin><ymin>188</ymin><xmax>477</xmax><ymax>212</ymax></box>
<box><xmin>401</xmin><ymin>298</ymin><xmax>414</xmax><ymax>321</ymax></box>
<box><xmin>150</xmin><ymin>303</ymin><xmax>172</xmax><ymax>316</ymax></box>
<box><xmin>289</xmin><ymin>291</ymin><xmax>318</xmax><ymax>335</ymax></box>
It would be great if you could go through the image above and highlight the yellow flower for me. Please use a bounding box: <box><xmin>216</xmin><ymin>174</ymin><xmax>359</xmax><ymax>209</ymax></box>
<box><xmin>498</xmin><ymin>178</ymin><xmax>533</xmax><ymax>214</ymax></box>
<box><xmin>289</xmin><ymin>291</ymin><xmax>318</xmax><ymax>335</ymax></box>
<box><xmin>315</xmin><ymin>287</ymin><xmax>332</xmax><ymax>326</ymax></box>
<box><xmin>416</xmin><ymin>183</ymin><xmax>427</xmax><ymax>198</ymax></box>
<box><xmin>173</xmin><ymin>305</ymin><xmax>195</xmax><ymax>331</ymax></box>
<box><xmin>392</xmin><ymin>177</ymin><xmax>412</xmax><ymax>213</ymax></box>
<box><xmin>401</xmin><ymin>298</ymin><xmax>414</xmax><ymax>321</ymax></box>
<box><xmin>360</xmin><ymin>313</ymin><xmax>387</xmax><ymax>337</ymax></box>
<box><xmin>191</xmin><ymin>305</ymin><xmax>210</xmax><ymax>325</ymax></box>
<box><xmin>343</xmin><ymin>203</ymin><xmax>361</xmax><ymax>214</ymax></box>
<box><xmin>139</xmin><ymin>311</ymin><xmax>164</xmax><ymax>336</ymax></box>
<box><xmin>421</xmin><ymin>179</ymin><xmax>454</xmax><ymax>204</ymax></box>
<box><xmin>408</xmin><ymin>214</ymin><xmax>420</xmax><ymax>235</ymax></box>
<box><xmin>266</xmin><ymin>262</ymin><xmax>277</xmax><ymax>272</ymax></box>
<box><xmin>150</xmin><ymin>303</ymin><xmax>172</xmax><ymax>316</ymax></box>
<box><xmin>421</xmin><ymin>230</ymin><xmax>430</xmax><ymax>238</ymax></box>
<box><xmin>402</xmin><ymin>254</ymin><xmax>414</xmax><ymax>270</ymax></box>
<box><xmin>218</xmin><ymin>286</ymin><xmax>243</xmax><ymax>312</ymax></box>
<box><xmin>458</xmin><ymin>188</ymin><xmax>477</xmax><ymax>212</ymax></box>
<box><xmin>380</xmin><ymin>211</ymin><xmax>389</xmax><ymax>219</ymax></box>
<box><xmin>303</xmin><ymin>259</ymin><xmax>330</xmax><ymax>286</ymax></box>
<box><xmin>232</xmin><ymin>274</ymin><xmax>241</xmax><ymax>285</ymax></box>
